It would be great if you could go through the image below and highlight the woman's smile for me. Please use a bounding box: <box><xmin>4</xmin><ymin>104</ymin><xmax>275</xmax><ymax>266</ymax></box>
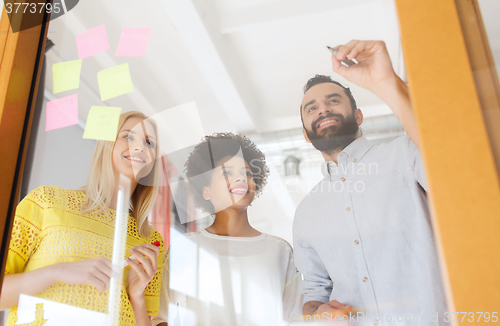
<box><xmin>229</xmin><ymin>185</ymin><xmax>248</xmax><ymax>196</ymax></box>
<box><xmin>124</xmin><ymin>154</ymin><xmax>147</xmax><ymax>163</ymax></box>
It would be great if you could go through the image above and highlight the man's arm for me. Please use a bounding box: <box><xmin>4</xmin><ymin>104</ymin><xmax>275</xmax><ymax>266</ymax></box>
<box><xmin>292</xmin><ymin>219</ymin><xmax>353</xmax><ymax>317</ymax></box>
<box><xmin>331</xmin><ymin>40</ymin><xmax>420</xmax><ymax>151</ymax></box>
<box><xmin>293</xmin><ymin>225</ymin><xmax>332</xmax><ymax>311</ymax></box>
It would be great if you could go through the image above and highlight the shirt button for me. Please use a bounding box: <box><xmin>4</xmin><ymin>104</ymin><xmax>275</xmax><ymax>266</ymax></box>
<box><xmin>341</xmin><ymin>177</ymin><xmax>346</xmax><ymax>182</ymax></box>
<box><xmin>326</xmin><ymin>176</ymin><xmax>330</xmax><ymax>180</ymax></box>
<box><xmin>329</xmin><ymin>162</ymin><xmax>334</xmax><ymax>167</ymax></box>
<box><xmin>362</xmin><ymin>277</ymin><xmax>368</xmax><ymax>282</ymax></box>
<box><xmin>353</xmin><ymin>158</ymin><xmax>358</xmax><ymax>162</ymax></box>
<box><xmin>346</xmin><ymin>207</ymin><xmax>351</xmax><ymax>211</ymax></box>
<box><xmin>354</xmin><ymin>240</ymin><xmax>359</xmax><ymax>245</ymax></box>
<box><xmin>373</xmin><ymin>319</ymin><xmax>379</xmax><ymax>325</ymax></box>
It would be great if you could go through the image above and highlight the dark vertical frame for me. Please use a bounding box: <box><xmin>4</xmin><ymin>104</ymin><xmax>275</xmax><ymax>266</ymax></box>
<box><xmin>455</xmin><ymin>0</ymin><xmax>500</xmax><ymax>174</ymax></box>
<box><xmin>0</xmin><ymin>1</ymin><xmax>52</xmax><ymax>293</ymax></box>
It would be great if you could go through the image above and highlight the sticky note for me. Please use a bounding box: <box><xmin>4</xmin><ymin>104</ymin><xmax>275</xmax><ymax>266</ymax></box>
<box><xmin>76</xmin><ymin>24</ymin><xmax>110</xmax><ymax>59</ymax></box>
<box><xmin>83</xmin><ymin>106</ymin><xmax>122</xmax><ymax>141</ymax></box>
<box><xmin>45</xmin><ymin>94</ymin><xmax>79</xmax><ymax>131</ymax></box>
<box><xmin>115</xmin><ymin>28</ymin><xmax>152</xmax><ymax>57</ymax></box>
<box><xmin>97</xmin><ymin>63</ymin><xmax>134</xmax><ymax>101</ymax></box>
<box><xmin>52</xmin><ymin>60</ymin><xmax>82</xmax><ymax>94</ymax></box>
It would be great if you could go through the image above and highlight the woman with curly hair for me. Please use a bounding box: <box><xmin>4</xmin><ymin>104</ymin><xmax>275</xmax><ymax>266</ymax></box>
<box><xmin>152</xmin><ymin>133</ymin><xmax>302</xmax><ymax>326</ymax></box>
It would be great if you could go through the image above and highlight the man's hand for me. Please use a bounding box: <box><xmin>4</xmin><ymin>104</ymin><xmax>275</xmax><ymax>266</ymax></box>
<box><xmin>317</xmin><ymin>300</ymin><xmax>353</xmax><ymax>315</ymax></box>
<box><xmin>330</xmin><ymin>40</ymin><xmax>397</xmax><ymax>96</ymax></box>
<box><xmin>330</xmin><ymin>40</ymin><xmax>420</xmax><ymax>150</ymax></box>
<box><xmin>303</xmin><ymin>299</ymin><xmax>353</xmax><ymax>316</ymax></box>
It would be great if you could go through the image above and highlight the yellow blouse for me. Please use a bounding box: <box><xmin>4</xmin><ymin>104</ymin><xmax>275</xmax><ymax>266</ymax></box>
<box><xmin>5</xmin><ymin>186</ymin><xmax>164</xmax><ymax>326</ymax></box>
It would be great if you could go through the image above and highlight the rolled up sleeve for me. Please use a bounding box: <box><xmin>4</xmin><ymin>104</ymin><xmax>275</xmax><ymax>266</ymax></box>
<box><xmin>293</xmin><ymin>224</ymin><xmax>332</xmax><ymax>305</ymax></box>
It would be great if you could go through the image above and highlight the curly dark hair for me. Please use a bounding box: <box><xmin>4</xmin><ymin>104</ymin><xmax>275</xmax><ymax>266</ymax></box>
<box><xmin>184</xmin><ymin>132</ymin><xmax>269</xmax><ymax>213</ymax></box>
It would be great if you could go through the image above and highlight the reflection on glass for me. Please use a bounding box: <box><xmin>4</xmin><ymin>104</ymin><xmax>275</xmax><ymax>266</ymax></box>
<box><xmin>108</xmin><ymin>174</ymin><xmax>131</xmax><ymax>326</ymax></box>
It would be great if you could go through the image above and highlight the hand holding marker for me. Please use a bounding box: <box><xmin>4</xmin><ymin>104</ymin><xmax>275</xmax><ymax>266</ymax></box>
<box><xmin>327</xmin><ymin>46</ymin><xmax>357</xmax><ymax>67</ymax></box>
<box><xmin>118</xmin><ymin>241</ymin><xmax>161</xmax><ymax>268</ymax></box>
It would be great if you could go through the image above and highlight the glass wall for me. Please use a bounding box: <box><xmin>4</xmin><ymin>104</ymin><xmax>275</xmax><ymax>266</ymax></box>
<box><xmin>2</xmin><ymin>0</ymin><xmax>499</xmax><ymax>325</ymax></box>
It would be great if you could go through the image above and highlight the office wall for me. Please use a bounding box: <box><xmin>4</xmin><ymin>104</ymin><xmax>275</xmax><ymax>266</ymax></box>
<box><xmin>25</xmin><ymin>100</ymin><xmax>96</xmax><ymax>195</ymax></box>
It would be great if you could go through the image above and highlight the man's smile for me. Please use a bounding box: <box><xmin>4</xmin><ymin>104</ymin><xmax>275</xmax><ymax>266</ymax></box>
<box><xmin>317</xmin><ymin>118</ymin><xmax>340</xmax><ymax>130</ymax></box>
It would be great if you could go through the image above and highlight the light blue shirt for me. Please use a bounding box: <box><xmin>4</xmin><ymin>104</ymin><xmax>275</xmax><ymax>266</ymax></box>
<box><xmin>293</xmin><ymin>136</ymin><xmax>448</xmax><ymax>325</ymax></box>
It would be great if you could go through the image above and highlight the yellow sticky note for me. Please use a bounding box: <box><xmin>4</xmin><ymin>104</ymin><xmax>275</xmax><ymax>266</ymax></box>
<box><xmin>53</xmin><ymin>60</ymin><xmax>83</xmax><ymax>94</ymax></box>
<box><xmin>83</xmin><ymin>106</ymin><xmax>122</xmax><ymax>141</ymax></box>
<box><xmin>97</xmin><ymin>63</ymin><xmax>134</xmax><ymax>101</ymax></box>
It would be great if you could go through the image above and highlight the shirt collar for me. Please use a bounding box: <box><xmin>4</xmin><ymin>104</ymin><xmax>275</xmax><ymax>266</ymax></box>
<box><xmin>321</xmin><ymin>137</ymin><xmax>373</xmax><ymax>177</ymax></box>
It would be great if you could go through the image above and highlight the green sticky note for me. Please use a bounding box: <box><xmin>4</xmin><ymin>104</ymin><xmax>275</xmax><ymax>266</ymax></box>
<box><xmin>83</xmin><ymin>106</ymin><xmax>122</xmax><ymax>141</ymax></box>
<box><xmin>97</xmin><ymin>63</ymin><xmax>134</xmax><ymax>101</ymax></box>
<box><xmin>52</xmin><ymin>60</ymin><xmax>83</xmax><ymax>94</ymax></box>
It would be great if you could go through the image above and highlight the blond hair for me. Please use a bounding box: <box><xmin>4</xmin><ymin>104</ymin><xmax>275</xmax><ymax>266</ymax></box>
<box><xmin>81</xmin><ymin>111</ymin><xmax>160</xmax><ymax>238</ymax></box>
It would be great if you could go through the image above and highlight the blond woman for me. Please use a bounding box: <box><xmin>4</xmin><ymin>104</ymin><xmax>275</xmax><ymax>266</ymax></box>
<box><xmin>0</xmin><ymin>111</ymin><xmax>164</xmax><ymax>326</ymax></box>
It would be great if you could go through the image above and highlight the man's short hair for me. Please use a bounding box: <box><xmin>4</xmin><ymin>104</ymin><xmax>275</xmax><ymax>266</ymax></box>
<box><xmin>300</xmin><ymin>75</ymin><xmax>358</xmax><ymax>125</ymax></box>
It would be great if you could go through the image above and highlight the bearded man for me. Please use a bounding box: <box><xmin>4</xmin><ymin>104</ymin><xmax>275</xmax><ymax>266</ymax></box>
<box><xmin>293</xmin><ymin>40</ymin><xmax>448</xmax><ymax>325</ymax></box>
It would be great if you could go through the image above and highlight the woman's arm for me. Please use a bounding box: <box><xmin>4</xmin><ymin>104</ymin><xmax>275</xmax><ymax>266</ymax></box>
<box><xmin>0</xmin><ymin>257</ymin><xmax>113</xmax><ymax>310</ymax></box>
<box><xmin>0</xmin><ymin>266</ymin><xmax>57</xmax><ymax>309</ymax></box>
<box><xmin>151</xmin><ymin>249</ymin><xmax>169</xmax><ymax>326</ymax></box>
<box><xmin>127</xmin><ymin>244</ymin><xmax>160</xmax><ymax>326</ymax></box>
<box><xmin>129</xmin><ymin>296</ymin><xmax>151</xmax><ymax>326</ymax></box>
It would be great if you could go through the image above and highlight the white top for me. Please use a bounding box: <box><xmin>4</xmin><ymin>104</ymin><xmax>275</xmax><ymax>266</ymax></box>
<box><xmin>293</xmin><ymin>136</ymin><xmax>448</xmax><ymax>325</ymax></box>
<box><xmin>151</xmin><ymin>230</ymin><xmax>303</xmax><ymax>326</ymax></box>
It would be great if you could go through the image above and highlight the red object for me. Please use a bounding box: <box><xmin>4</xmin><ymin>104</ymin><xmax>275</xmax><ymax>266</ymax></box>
<box><xmin>152</xmin><ymin>241</ymin><xmax>161</xmax><ymax>247</ymax></box>
<box><xmin>149</xmin><ymin>156</ymin><xmax>172</xmax><ymax>246</ymax></box>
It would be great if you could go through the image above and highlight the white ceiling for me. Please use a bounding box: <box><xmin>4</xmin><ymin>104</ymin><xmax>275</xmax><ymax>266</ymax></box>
<box><xmin>45</xmin><ymin>0</ymin><xmax>500</xmax><ymax>132</ymax></box>
<box><xmin>45</xmin><ymin>0</ymin><xmax>500</xmax><ymax>134</ymax></box>
<box><xmin>44</xmin><ymin>0</ymin><xmax>405</xmax><ymax>135</ymax></box>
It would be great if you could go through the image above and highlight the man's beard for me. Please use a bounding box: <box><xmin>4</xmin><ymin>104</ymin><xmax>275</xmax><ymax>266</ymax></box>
<box><xmin>305</xmin><ymin>112</ymin><xmax>359</xmax><ymax>154</ymax></box>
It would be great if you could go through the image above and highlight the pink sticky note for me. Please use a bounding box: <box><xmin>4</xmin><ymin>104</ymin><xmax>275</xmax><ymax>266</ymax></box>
<box><xmin>45</xmin><ymin>94</ymin><xmax>79</xmax><ymax>131</ymax></box>
<box><xmin>76</xmin><ymin>24</ymin><xmax>110</xmax><ymax>59</ymax></box>
<box><xmin>115</xmin><ymin>28</ymin><xmax>152</xmax><ymax>57</ymax></box>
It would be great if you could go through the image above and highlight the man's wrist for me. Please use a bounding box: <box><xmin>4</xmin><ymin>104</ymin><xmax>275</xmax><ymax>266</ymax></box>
<box><xmin>371</xmin><ymin>74</ymin><xmax>403</xmax><ymax>100</ymax></box>
<box><xmin>374</xmin><ymin>76</ymin><xmax>409</xmax><ymax>115</ymax></box>
<box><xmin>303</xmin><ymin>300</ymin><xmax>323</xmax><ymax>315</ymax></box>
